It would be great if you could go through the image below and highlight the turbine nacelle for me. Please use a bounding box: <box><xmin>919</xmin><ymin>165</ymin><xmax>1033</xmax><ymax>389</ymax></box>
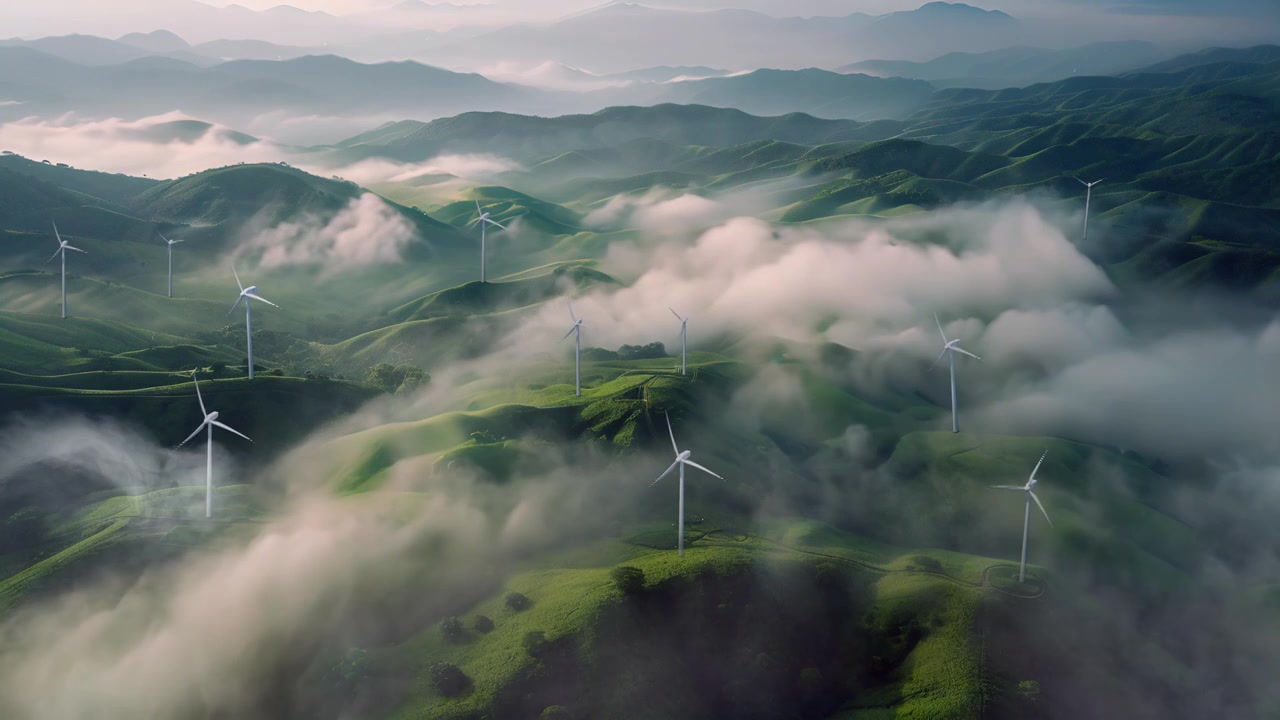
<box><xmin>677</xmin><ymin>449</ymin><xmax>691</xmax><ymax>462</ymax></box>
<box><xmin>207</xmin><ymin>410</ymin><xmax>219</xmax><ymax>423</ymax></box>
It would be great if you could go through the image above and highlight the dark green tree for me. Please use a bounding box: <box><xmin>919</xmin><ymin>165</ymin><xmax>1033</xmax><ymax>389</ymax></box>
<box><xmin>610</xmin><ymin>565</ymin><xmax>645</xmax><ymax>595</ymax></box>
<box><xmin>440</xmin><ymin>616</ymin><xmax>466</xmax><ymax>644</ymax></box>
<box><xmin>505</xmin><ymin>591</ymin><xmax>532</xmax><ymax>611</ymax></box>
<box><xmin>618</xmin><ymin>342</ymin><xmax>667</xmax><ymax>360</ymax></box>
<box><xmin>429</xmin><ymin>663</ymin><xmax>470</xmax><ymax>697</ymax></box>
<box><xmin>473</xmin><ymin>615</ymin><xmax>494</xmax><ymax>633</ymax></box>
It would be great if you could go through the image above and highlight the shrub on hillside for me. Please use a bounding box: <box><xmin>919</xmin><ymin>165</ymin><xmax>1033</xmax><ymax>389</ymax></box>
<box><xmin>610</xmin><ymin>565</ymin><xmax>646</xmax><ymax>595</ymax></box>
<box><xmin>908</xmin><ymin>555</ymin><xmax>943</xmax><ymax>573</ymax></box>
<box><xmin>440</xmin><ymin>616</ymin><xmax>466</xmax><ymax>644</ymax></box>
<box><xmin>473</xmin><ymin>615</ymin><xmax>494</xmax><ymax>633</ymax></box>
<box><xmin>1017</xmin><ymin>680</ymin><xmax>1041</xmax><ymax>704</ymax></box>
<box><xmin>366</xmin><ymin>362</ymin><xmax>430</xmax><ymax>394</ymax></box>
<box><xmin>618</xmin><ymin>342</ymin><xmax>667</xmax><ymax>361</ymax></box>
<box><xmin>505</xmin><ymin>591</ymin><xmax>532</xmax><ymax>611</ymax></box>
<box><xmin>429</xmin><ymin>663</ymin><xmax>470</xmax><ymax>697</ymax></box>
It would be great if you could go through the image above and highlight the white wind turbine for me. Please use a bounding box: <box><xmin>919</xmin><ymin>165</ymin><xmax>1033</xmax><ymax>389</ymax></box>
<box><xmin>175</xmin><ymin>374</ymin><xmax>252</xmax><ymax>519</ymax></box>
<box><xmin>1075</xmin><ymin>177</ymin><xmax>1104</xmax><ymax>244</ymax></box>
<box><xmin>651</xmin><ymin>412</ymin><xmax>724</xmax><ymax>557</ymax></box>
<box><xmin>470</xmin><ymin>201</ymin><xmax>507</xmax><ymax>283</ymax></box>
<box><xmin>161</xmin><ymin>233</ymin><xmax>184</xmax><ymax>298</ymax></box>
<box><xmin>562</xmin><ymin>300</ymin><xmax>583</xmax><ymax>396</ymax></box>
<box><xmin>227</xmin><ymin>265</ymin><xmax>279</xmax><ymax>380</ymax></box>
<box><xmin>47</xmin><ymin>222</ymin><xmax>86</xmax><ymax>319</ymax></box>
<box><xmin>670</xmin><ymin>307</ymin><xmax>688</xmax><ymax>376</ymax></box>
<box><xmin>931</xmin><ymin>313</ymin><xmax>981</xmax><ymax>434</ymax></box>
<box><xmin>992</xmin><ymin>449</ymin><xmax>1054</xmax><ymax>583</ymax></box>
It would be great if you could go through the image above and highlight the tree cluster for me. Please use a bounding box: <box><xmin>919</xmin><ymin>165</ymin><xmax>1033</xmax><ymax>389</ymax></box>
<box><xmin>365</xmin><ymin>363</ymin><xmax>430</xmax><ymax>395</ymax></box>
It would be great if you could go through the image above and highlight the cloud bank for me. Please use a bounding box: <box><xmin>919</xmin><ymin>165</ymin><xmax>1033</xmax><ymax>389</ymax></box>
<box><xmin>232</xmin><ymin>193</ymin><xmax>418</xmax><ymax>274</ymax></box>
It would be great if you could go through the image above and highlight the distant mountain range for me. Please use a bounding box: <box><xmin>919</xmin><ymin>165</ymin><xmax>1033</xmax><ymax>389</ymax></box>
<box><xmin>332</xmin><ymin>104</ymin><xmax>895</xmax><ymax>163</ymax></box>
<box><xmin>839</xmin><ymin>41</ymin><xmax>1176</xmax><ymax>89</ymax></box>
<box><xmin>0</xmin><ymin>49</ymin><xmax>548</xmax><ymax>129</ymax></box>
<box><xmin>416</xmin><ymin>2</ymin><xmax>1025</xmax><ymax>72</ymax></box>
<box><xmin>2</xmin><ymin>32</ymin><xmax>1276</xmax><ymax>149</ymax></box>
<box><xmin>2</xmin><ymin>0</ymin><xmax>385</xmax><ymax>46</ymax></box>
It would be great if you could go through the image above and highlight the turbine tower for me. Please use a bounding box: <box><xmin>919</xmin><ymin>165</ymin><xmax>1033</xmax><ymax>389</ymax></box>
<box><xmin>176</xmin><ymin>374</ymin><xmax>251</xmax><ymax>519</ymax></box>
<box><xmin>562</xmin><ymin>300</ymin><xmax>584</xmax><ymax>396</ymax></box>
<box><xmin>670</xmin><ymin>307</ymin><xmax>688</xmax><ymax>376</ymax></box>
<box><xmin>931</xmin><ymin>313</ymin><xmax>981</xmax><ymax>433</ymax></box>
<box><xmin>227</xmin><ymin>265</ymin><xmax>279</xmax><ymax>380</ymax></box>
<box><xmin>161</xmin><ymin>233</ymin><xmax>184</xmax><ymax>298</ymax></box>
<box><xmin>992</xmin><ymin>449</ymin><xmax>1054</xmax><ymax>582</ymax></box>
<box><xmin>470</xmin><ymin>201</ymin><xmax>507</xmax><ymax>283</ymax></box>
<box><xmin>651</xmin><ymin>412</ymin><xmax>724</xmax><ymax>557</ymax></box>
<box><xmin>47</xmin><ymin>222</ymin><xmax>86</xmax><ymax>319</ymax></box>
<box><xmin>1075</xmin><ymin>177</ymin><xmax>1104</xmax><ymax>244</ymax></box>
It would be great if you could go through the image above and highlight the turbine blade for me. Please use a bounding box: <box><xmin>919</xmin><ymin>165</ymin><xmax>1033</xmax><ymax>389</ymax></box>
<box><xmin>1093</xmin><ymin>178</ymin><xmax>1105</xmax><ymax>186</ymax></box>
<box><xmin>683</xmin><ymin>459</ymin><xmax>724</xmax><ymax>480</ymax></box>
<box><xmin>934</xmin><ymin>313</ymin><xmax>947</xmax><ymax>343</ymax></box>
<box><xmin>231</xmin><ymin>264</ymin><xmax>244</xmax><ymax>292</ymax></box>
<box><xmin>568</xmin><ymin>300</ymin><xmax>577</xmax><ymax>323</ymax></box>
<box><xmin>650</xmin><ymin>460</ymin><xmax>679</xmax><ymax>487</ymax></box>
<box><xmin>193</xmin><ymin>375</ymin><xmax>207</xmax><ymax>416</ymax></box>
<box><xmin>953</xmin><ymin>347</ymin><xmax>981</xmax><ymax>361</ymax></box>
<box><xmin>1029</xmin><ymin>449</ymin><xmax>1048</xmax><ymax>481</ymax></box>
<box><xmin>47</xmin><ymin>248</ymin><xmax>61</xmax><ymax>263</ymax></box>
<box><xmin>929</xmin><ymin>346</ymin><xmax>948</xmax><ymax>371</ymax></box>
<box><xmin>159</xmin><ymin>233</ymin><xmax>169</xmax><ymax>244</ymax></box>
<box><xmin>176</xmin><ymin>420</ymin><xmax>208</xmax><ymax>449</ymax></box>
<box><xmin>561</xmin><ymin>325</ymin><xmax>577</xmax><ymax>340</ymax></box>
<box><xmin>248</xmin><ymin>293</ymin><xmax>279</xmax><ymax>308</ymax></box>
<box><xmin>670</xmin><ymin>307</ymin><xmax>683</xmax><ymax>321</ymax></box>
<box><xmin>665</xmin><ymin>412</ymin><xmax>679</xmax><ymax>454</ymax></box>
<box><xmin>211</xmin><ymin>420</ymin><xmax>252</xmax><ymax>443</ymax></box>
<box><xmin>52</xmin><ymin>222</ymin><xmax>62</xmax><ymax>244</ymax></box>
<box><xmin>475</xmin><ymin>200</ymin><xmax>482</xmax><ymax>215</ymax></box>
<box><xmin>66</xmin><ymin>246</ymin><xmax>87</xmax><ymax>253</ymax></box>
<box><xmin>173</xmin><ymin>238</ymin><xmax>185</xmax><ymax>244</ymax></box>
<box><xmin>992</xmin><ymin>485</ymin><xmax>1025</xmax><ymax>490</ymax></box>
<box><xmin>486</xmin><ymin>219</ymin><xmax>507</xmax><ymax>230</ymax></box>
<box><xmin>1030</xmin><ymin>491</ymin><xmax>1053</xmax><ymax>528</ymax></box>
<box><xmin>226</xmin><ymin>296</ymin><xmax>244</xmax><ymax>317</ymax></box>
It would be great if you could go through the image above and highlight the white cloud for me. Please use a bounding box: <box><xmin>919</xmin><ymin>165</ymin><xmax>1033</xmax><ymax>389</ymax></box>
<box><xmin>233</xmin><ymin>193</ymin><xmax>417</xmax><ymax>274</ymax></box>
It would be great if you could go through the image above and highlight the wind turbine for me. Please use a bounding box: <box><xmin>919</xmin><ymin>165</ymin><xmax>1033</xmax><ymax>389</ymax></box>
<box><xmin>227</xmin><ymin>265</ymin><xmax>279</xmax><ymax>380</ymax></box>
<box><xmin>176</xmin><ymin>374</ymin><xmax>251</xmax><ymax>519</ymax></box>
<box><xmin>47</xmin><ymin>222</ymin><xmax>86</xmax><ymax>319</ymax></box>
<box><xmin>670</xmin><ymin>307</ymin><xmax>688</xmax><ymax>376</ymax></box>
<box><xmin>992</xmin><ymin>449</ymin><xmax>1054</xmax><ymax>583</ymax></box>
<box><xmin>161</xmin><ymin>233</ymin><xmax>184</xmax><ymax>298</ymax></box>
<box><xmin>652</xmin><ymin>412</ymin><xmax>724</xmax><ymax>557</ymax></box>
<box><xmin>469</xmin><ymin>201</ymin><xmax>507</xmax><ymax>283</ymax></box>
<box><xmin>931</xmin><ymin>313</ymin><xmax>981</xmax><ymax>434</ymax></box>
<box><xmin>562</xmin><ymin>300</ymin><xmax>583</xmax><ymax>396</ymax></box>
<box><xmin>1075</xmin><ymin>177</ymin><xmax>1104</xmax><ymax>244</ymax></box>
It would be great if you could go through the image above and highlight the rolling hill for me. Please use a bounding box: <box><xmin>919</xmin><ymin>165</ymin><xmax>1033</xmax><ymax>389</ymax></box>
<box><xmin>1</xmin><ymin>43</ymin><xmax>1279</xmax><ymax>719</ymax></box>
